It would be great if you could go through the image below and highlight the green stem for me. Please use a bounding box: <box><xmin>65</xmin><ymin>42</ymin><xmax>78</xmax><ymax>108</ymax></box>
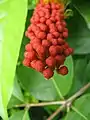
<box><xmin>52</xmin><ymin>78</ymin><xmax>64</xmax><ymax>100</ymax></box>
<box><xmin>22</xmin><ymin>107</ymin><xmax>29</xmax><ymax>120</ymax></box>
<box><xmin>72</xmin><ymin>106</ymin><xmax>88</xmax><ymax>120</ymax></box>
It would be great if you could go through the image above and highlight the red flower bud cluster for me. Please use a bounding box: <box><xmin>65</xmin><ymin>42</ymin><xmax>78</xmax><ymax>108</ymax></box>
<box><xmin>23</xmin><ymin>2</ymin><xmax>73</xmax><ymax>79</ymax></box>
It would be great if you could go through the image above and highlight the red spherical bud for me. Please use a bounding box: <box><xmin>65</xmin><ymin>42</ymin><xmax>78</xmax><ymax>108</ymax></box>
<box><xmin>52</xmin><ymin>9</ymin><xmax>57</xmax><ymax>14</ymax></box>
<box><xmin>27</xmin><ymin>26</ymin><xmax>32</xmax><ymax>32</ymax></box>
<box><xmin>23</xmin><ymin>58</ymin><xmax>30</xmax><ymax>67</ymax></box>
<box><xmin>31</xmin><ymin>60</ymin><xmax>37</xmax><ymax>69</ymax></box>
<box><xmin>57</xmin><ymin>66</ymin><xmax>68</xmax><ymax>75</ymax></box>
<box><xmin>36</xmin><ymin>45</ymin><xmax>45</xmax><ymax>55</ymax></box>
<box><xmin>46</xmin><ymin>19</ymin><xmax>52</xmax><ymax>26</ymax></box>
<box><xmin>56</xmin><ymin>45</ymin><xmax>63</xmax><ymax>54</ymax></box>
<box><xmin>50</xmin><ymin>28</ymin><xmax>56</xmax><ymax>33</ymax></box>
<box><xmin>49</xmin><ymin>45</ymin><xmax>57</xmax><ymax>56</ymax></box>
<box><xmin>38</xmin><ymin>11</ymin><xmax>45</xmax><ymax>17</ymax></box>
<box><xmin>68</xmin><ymin>48</ymin><xmax>74</xmax><ymax>54</ymax></box>
<box><xmin>43</xmin><ymin>68</ymin><xmax>54</xmax><ymax>79</ymax></box>
<box><xmin>38</xmin><ymin>54</ymin><xmax>46</xmax><ymax>61</ymax></box>
<box><xmin>45</xmin><ymin>13</ymin><xmax>50</xmax><ymax>19</ymax></box>
<box><xmin>31</xmin><ymin>24</ymin><xmax>37</xmax><ymax>31</ymax></box>
<box><xmin>52</xmin><ymin>32</ymin><xmax>59</xmax><ymax>38</ymax></box>
<box><xmin>50</xmin><ymin>17</ymin><xmax>56</xmax><ymax>22</ymax></box>
<box><xmin>56</xmin><ymin>21</ymin><xmax>61</xmax><ymax>26</ymax></box>
<box><xmin>51</xmin><ymin>3</ymin><xmax>56</xmax><ymax>9</ymax></box>
<box><xmin>34</xmin><ymin>15</ymin><xmax>40</xmax><ymax>23</ymax></box>
<box><xmin>51</xmin><ymin>11</ymin><xmax>56</xmax><ymax>17</ymax></box>
<box><xmin>55</xmin><ymin>55</ymin><xmax>65</xmax><ymax>67</ymax></box>
<box><xmin>37</xmin><ymin>23</ymin><xmax>48</xmax><ymax>31</ymax></box>
<box><xmin>55</xmin><ymin>16</ymin><xmax>60</xmax><ymax>21</ymax></box>
<box><xmin>32</xmin><ymin>42</ymin><xmax>41</xmax><ymax>50</ymax></box>
<box><xmin>47</xmin><ymin>33</ymin><xmax>53</xmax><ymax>40</ymax></box>
<box><xmin>63</xmin><ymin>32</ymin><xmax>68</xmax><ymax>38</ymax></box>
<box><xmin>62</xmin><ymin>42</ymin><xmax>69</xmax><ymax>50</ymax></box>
<box><xmin>55</xmin><ymin>4</ymin><xmax>60</xmax><ymax>9</ymax></box>
<box><xmin>42</xmin><ymin>40</ymin><xmax>51</xmax><ymax>47</ymax></box>
<box><xmin>35</xmin><ymin>60</ymin><xmax>45</xmax><ymax>72</ymax></box>
<box><xmin>64</xmin><ymin>48</ymin><xmax>73</xmax><ymax>56</ymax></box>
<box><xmin>57</xmin><ymin>25</ymin><xmax>63</xmax><ymax>32</ymax></box>
<box><xmin>62</xmin><ymin>21</ymin><xmax>67</xmax><ymax>27</ymax></box>
<box><xmin>40</xmin><ymin>17</ymin><xmax>46</xmax><ymax>23</ymax></box>
<box><xmin>49</xmin><ymin>24</ymin><xmax>57</xmax><ymax>31</ymax></box>
<box><xmin>51</xmin><ymin>39</ymin><xmax>58</xmax><ymax>45</ymax></box>
<box><xmin>27</xmin><ymin>32</ymin><xmax>35</xmax><ymax>39</ymax></box>
<box><xmin>58</xmin><ymin>38</ymin><xmax>65</xmax><ymax>45</ymax></box>
<box><xmin>46</xmin><ymin>56</ymin><xmax>56</xmax><ymax>68</ymax></box>
<box><xmin>37</xmin><ymin>32</ymin><xmax>46</xmax><ymax>39</ymax></box>
<box><xmin>24</xmin><ymin>51</ymin><xmax>36</xmax><ymax>61</ymax></box>
<box><xmin>25</xmin><ymin>44</ymin><xmax>33</xmax><ymax>51</ymax></box>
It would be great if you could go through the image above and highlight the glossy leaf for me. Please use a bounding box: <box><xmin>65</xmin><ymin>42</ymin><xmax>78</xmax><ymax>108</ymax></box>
<box><xmin>9</xmin><ymin>110</ymin><xmax>30</xmax><ymax>120</ymax></box>
<box><xmin>13</xmin><ymin>77</ymin><xmax>24</xmax><ymax>102</ymax></box>
<box><xmin>68</xmin><ymin>56</ymin><xmax>88</xmax><ymax>96</ymax></box>
<box><xmin>8</xmin><ymin>96</ymin><xmax>23</xmax><ymax>109</ymax></box>
<box><xmin>17</xmin><ymin>56</ymin><xmax>73</xmax><ymax>101</ymax></box>
<box><xmin>64</xmin><ymin>94</ymin><xmax>90</xmax><ymax>120</ymax></box>
<box><xmin>83</xmin><ymin>60</ymin><xmax>90</xmax><ymax>83</ymax></box>
<box><xmin>73</xmin><ymin>0</ymin><xmax>90</xmax><ymax>29</ymax></box>
<box><xmin>8</xmin><ymin>78</ymin><xmax>25</xmax><ymax>109</ymax></box>
<box><xmin>67</xmin><ymin>7</ymin><xmax>90</xmax><ymax>54</ymax></box>
<box><xmin>0</xmin><ymin>0</ymin><xmax>27</xmax><ymax>119</ymax></box>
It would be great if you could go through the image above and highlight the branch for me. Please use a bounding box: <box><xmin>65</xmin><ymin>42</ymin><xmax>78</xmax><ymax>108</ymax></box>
<box><xmin>47</xmin><ymin>105</ymin><xmax>65</xmax><ymax>120</ymax></box>
<box><xmin>67</xmin><ymin>82</ymin><xmax>90</xmax><ymax>102</ymax></box>
<box><xmin>47</xmin><ymin>82</ymin><xmax>90</xmax><ymax>120</ymax></box>
<box><xmin>14</xmin><ymin>82</ymin><xmax>90</xmax><ymax>120</ymax></box>
<box><xmin>15</xmin><ymin>101</ymin><xmax>65</xmax><ymax>108</ymax></box>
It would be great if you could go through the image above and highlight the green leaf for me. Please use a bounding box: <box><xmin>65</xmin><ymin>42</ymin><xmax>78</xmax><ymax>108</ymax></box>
<box><xmin>8</xmin><ymin>95</ymin><xmax>23</xmax><ymax>109</ymax></box>
<box><xmin>13</xmin><ymin>77</ymin><xmax>24</xmax><ymax>102</ymax></box>
<box><xmin>68</xmin><ymin>55</ymin><xmax>88</xmax><ymax>96</ymax></box>
<box><xmin>17</xmin><ymin>56</ymin><xmax>73</xmax><ymax>101</ymax></box>
<box><xmin>83</xmin><ymin>60</ymin><xmax>90</xmax><ymax>83</ymax></box>
<box><xmin>9</xmin><ymin>110</ymin><xmax>30</xmax><ymax>120</ymax></box>
<box><xmin>73</xmin><ymin>0</ymin><xmax>90</xmax><ymax>29</ymax></box>
<box><xmin>68</xmin><ymin>55</ymin><xmax>90</xmax><ymax>96</ymax></box>
<box><xmin>0</xmin><ymin>0</ymin><xmax>27</xmax><ymax>119</ymax></box>
<box><xmin>8</xmin><ymin>78</ymin><xmax>25</xmax><ymax>109</ymax></box>
<box><xmin>64</xmin><ymin>94</ymin><xmax>90</xmax><ymax>120</ymax></box>
<box><xmin>67</xmin><ymin>7</ymin><xmax>90</xmax><ymax>54</ymax></box>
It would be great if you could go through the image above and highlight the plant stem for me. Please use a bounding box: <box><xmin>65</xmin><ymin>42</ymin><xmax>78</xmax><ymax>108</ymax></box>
<box><xmin>15</xmin><ymin>101</ymin><xmax>65</xmax><ymax>108</ymax></box>
<box><xmin>14</xmin><ymin>82</ymin><xmax>90</xmax><ymax>120</ymax></box>
<box><xmin>47</xmin><ymin>82</ymin><xmax>90</xmax><ymax>120</ymax></box>
<box><xmin>52</xmin><ymin>78</ymin><xmax>64</xmax><ymax>100</ymax></box>
<box><xmin>47</xmin><ymin>105</ymin><xmax>65</xmax><ymax>120</ymax></box>
<box><xmin>71</xmin><ymin>106</ymin><xmax>88</xmax><ymax>120</ymax></box>
<box><xmin>67</xmin><ymin>82</ymin><xmax>90</xmax><ymax>102</ymax></box>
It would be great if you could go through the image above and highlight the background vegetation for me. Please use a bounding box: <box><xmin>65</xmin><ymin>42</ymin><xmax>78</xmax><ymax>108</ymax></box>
<box><xmin>0</xmin><ymin>0</ymin><xmax>90</xmax><ymax>119</ymax></box>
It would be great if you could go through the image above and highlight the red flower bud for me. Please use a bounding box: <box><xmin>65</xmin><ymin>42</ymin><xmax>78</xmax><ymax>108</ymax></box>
<box><xmin>46</xmin><ymin>56</ymin><xmax>56</xmax><ymax>68</ymax></box>
<box><xmin>57</xmin><ymin>66</ymin><xmax>68</xmax><ymax>75</ymax></box>
<box><xmin>43</xmin><ymin>68</ymin><xmax>54</xmax><ymax>79</ymax></box>
<box><xmin>23</xmin><ymin>58</ymin><xmax>30</xmax><ymax>67</ymax></box>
